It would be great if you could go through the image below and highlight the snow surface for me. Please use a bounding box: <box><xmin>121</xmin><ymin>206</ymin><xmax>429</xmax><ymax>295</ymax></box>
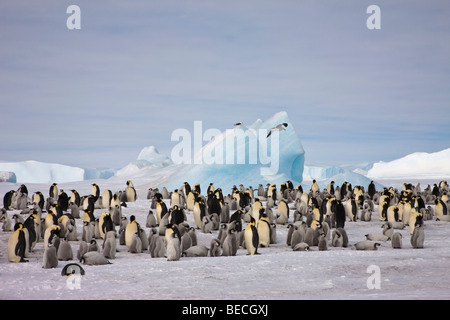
<box><xmin>1</xmin><ymin>177</ymin><xmax>449</xmax><ymax>300</ymax></box>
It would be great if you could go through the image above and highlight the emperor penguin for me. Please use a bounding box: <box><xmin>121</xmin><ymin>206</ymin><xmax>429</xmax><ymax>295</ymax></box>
<box><xmin>411</xmin><ymin>224</ymin><xmax>425</xmax><ymax>248</ymax></box>
<box><xmin>49</xmin><ymin>183</ymin><xmax>59</xmax><ymax>201</ymax></box>
<box><xmin>170</xmin><ymin>189</ymin><xmax>180</xmax><ymax>207</ymax></box>
<box><xmin>378</xmin><ymin>201</ymin><xmax>389</xmax><ymax>221</ymax></box>
<box><xmin>128</xmin><ymin>232</ymin><xmax>142</xmax><ymax>253</ymax></box>
<box><xmin>43</xmin><ymin>243</ymin><xmax>58</xmax><ymax>269</ymax></box>
<box><xmin>3</xmin><ymin>190</ymin><xmax>14</xmax><ymax>210</ymax></box>
<box><xmin>335</xmin><ymin>201</ymin><xmax>346</xmax><ymax>229</ymax></box>
<box><xmin>33</xmin><ymin>191</ymin><xmax>45</xmax><ymax>211</ymax></box>
<box><xmin>1</xmin><ymin>211</ymin><xmax>12</xmax><ymax>232</ymax></box>
<box><xmin>166</xmin><ymin>230</ymin><xmax>181</xmax><ymax>261</ymax></box>
<box><xmin>110</xmin><ymin>205</ymin><xmax>122</xmax><ymax>226</ymax></box>
<box><xmin>91</xmin><ymin>183</ymin><xmax>100</xmax><ymax>203</ymax></box>
<box><xmin>126</xmin><ymin>180</ymin><xmax>137</xmax><ymax>202</ymax></box>
<box><xmin>257</xmin><ymin>208</ymin><xmax>271</xmax><ymax>248</ymax></box>
<box><xmin>435</xmin><ymin>199</ymin><xmax>448</xmax><ymax>220</ymax></box>
<box><xmin>332</xmin><ymin>229</ymin><xmax>344</xmax><ymax>247</ymax></box>
<box><xmin>69</xmin><ymin>189</ymin><xmax>81</xmax><ymax>207</ymax></box>
<box><xmin>222</xmin><ymin>228</ymin><xmax>238</xmax><ymax>256</ymax></box>
<box><xmin>409</xmin><ymin>209</ymin><xmax>422</xmax><ymax>235</ymax></box>
<box><xmin>318</xmin><ymin>232</ymin><xmax>328</xmax><ymax>251</ymax></box>
<box><xmin>201</xmin><ymin>215</ymin><xmax>213</xmax><ymax>234</ymax></box>
<box><xmin>311</xmin><ymin>180</ymin><xmax>320</xmax><ymax>195</ymax></box>
<box><xmin>43</xmin><ymin>225</ymin><xmax>61</xmax><ymax>249</ymax></box>
<box><xmin>80</xmin><ymin>251</ymin><xmax>111</xmax><ymax>265</ymax></box>
<box><xmin>391</xmin><ymin>232</ymin><xmax>402</xmax><ymax>249</ymax></box>
<box><xmin>103</xmin><ymin>231</ymin><xmax>117</xmax><ymax>259</ymax></box>
<box><xmin>355</xmin><ymin>241</ymin><xmax>380</xmax><ymax>250</ymax></box>
<box><xmin>146</xmin><ymin>210</ymin><xmax>157</xmax><ymax>228</ymax></box>
<box><xmin>99</xmin><ymin>212</ymin><xmax>114</xmax><ymax>239</ymax></box>
<box><xmin>210</xmin><ymin>238</ymin><xmax>222</xmax><ymax>257</ymax></box>
<box><xmin>82</xmin><ymin>221</ymin><xmax>93</xmax><ymax>243</ymax></box>
<box><xmin>345</xmin><ymin>197</ymin><xmax>358</xmax><ymax>222</ymax></box>
<box><xmin>156</xmin><ymin>199</ymin><xmax>168</xmax><ymax>225</ymax></box>
<box><xmin>387</xmin><ymin>206</ymin><xmax>400</xmax><ymax>222</ymax></box>
<box><xmin>244</xmin><ymin>217</ymin><xmax>259</xmax><ymax>255</ymax></box>
<box><xmin>251</xmin><ymin>199</ymin><xmax>264</xmax><ymax>223</ymax></box>
<box><xmin>193</xmin><ymin>200</ymin><xmax>206</xmax><ymax>229</ymax></box>
<box><xmin>125</xmin><ymin>215</ymin><xmax>140</xmax><ymax>249</ymax></box>
<box><xmin>57</xmin><ymin>238</ymin><xmax>73</xmax><ymax>261</ymax></box>
<box><xmin>102</xmin><ymin>189</ymin><xmax>112</xmax><ymax>209</ymax></box>
<box><xmin>23</xmin><ymin>213</ymin><xmax>38</xmax><ymax>252</ymax></box>
<box><xmin>8</xmin><ymin>223</ymin><xmax>28</xmax><ymax>262</ymax></box>
<box><xmin>277</xmin><ymin>200</ymin><xmax>289</xmax><ymax>221</ymax></box>
<box><xmin>183</xmin><ymin>245</ymin><xmax>209</xmax><ymax>257</ymax></box>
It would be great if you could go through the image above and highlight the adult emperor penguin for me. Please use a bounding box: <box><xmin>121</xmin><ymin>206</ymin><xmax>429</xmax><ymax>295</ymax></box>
<box><xmin>49</xmin><ymin>183</ymin><xmax>59</xmax><ymax>201</ymax></box>
<box><xmin>102</xmin><ymin>189</ymin><xmax>112</xmax><ymax>209</ymax></box>
<box><xmin>23</xmin><ymin>213</ymin><xmax>38</xmax><ymax>252</ymax></box>
<box><xmin>156</xmin><ymin>199</ymin><xmax>168</xmax><ymax>225</ymax></box>
<box><xmin>345</xmin><ymin>197</ymin><xmax>358</xmax><ymax>222</ymax></box>
<box><xmin>125</xmin><ymin>215</ymin><xmax>140</xmax><ymax>249</ymax></box>
<box><xmin>8</xmin><ymin>223</ymin><xmax>28</xmax><ymax>262</ymax></box>
<box><xmin>126</xmin><ymin>180</ymin><xmax>137</xmax><ymax>202</ymax></box>
<box><xmin>91</xmin><ymin>183</ymin><xmax>100</xmax><ymax>203</ymax></box>
<box><xmin>251</xmin><ymin>199</ymin><xmax>264</xmax><ymax>223</ymax></box>
<box><xmin>277</xmin><ymin>200</ymin><xmax>289</xmax><ymax>224</ymax></box>
<box><xmin>193</xmin><ymin>199</ymin><xmax>206</xmax><ymax>229</ymax></box>
<box><xmin>257</xmin><ymin>208</ymin><xmax>271</xmax><ymax>248</ymax></box>
<box><xmin>244</xmin><ymin>217</ymin><xmax>259</xmax><ymax>255</ymax></box>
<box><xmin>3</xmin><ymin>190</ymin><xmax>14</xmax><ymax>210</ymax></box>
<box><xmin>335</xmin><ymin>200</ymin><xmax>346</xmax><ymax>229</ymax></box>
<box><xmin>33</xmin><ymin>191</ymin><xmax>45</xmax><ymax>211</ymax></box>
<box><xmin>435</xmin><ymin>199</ymin><xmax>448</xmax><ymax>220</ymax></box>
<box><xmin>69</xmin><ymin>189</ymin><xmax>81</xmax><ymax>207</ymax></box>
<box><xmin>99</xmin><ymin>212</ymin><xmax>114</xmax><ymax>239</ymax></box>
<box><xmin>311</xmin><ymin>180</ymin><xmax>320</xmax><ymax>195</ymax></box>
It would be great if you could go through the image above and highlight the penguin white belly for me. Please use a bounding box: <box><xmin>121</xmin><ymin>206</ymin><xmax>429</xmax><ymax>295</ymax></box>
<box><xmin>257</xmin><ymin>220</ymin><xmax>271</xmax><ymax>247</ymax></box>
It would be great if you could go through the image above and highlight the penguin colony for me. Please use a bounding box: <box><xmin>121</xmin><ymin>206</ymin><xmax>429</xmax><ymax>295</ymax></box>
<box><xmin>1</xmin><ymin>179</ymin><xmax>449</xmax><ymax>268</ymax></box>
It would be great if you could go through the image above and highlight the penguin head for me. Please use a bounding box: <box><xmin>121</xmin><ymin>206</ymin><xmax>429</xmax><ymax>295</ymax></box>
<box><xmin>130</xmin><ymin>215</ymin><xmax>136</xmax><ymax>222</ymax></box>
<box><xmin>13</xmin><ymin>222</ymin><xmax>23</xmax><ymax>231</ymax></box>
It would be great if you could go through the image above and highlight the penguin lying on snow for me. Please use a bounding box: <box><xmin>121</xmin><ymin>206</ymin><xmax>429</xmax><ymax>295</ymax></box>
<box><xmin>80</xmin><ymin>252</ymin><xmax>111</xmax><ymax>265</ymax></box>
<box><xmin>355</xmin><ymin>241</ymin><xmax>380</xmax><ymax>250</ymax></box>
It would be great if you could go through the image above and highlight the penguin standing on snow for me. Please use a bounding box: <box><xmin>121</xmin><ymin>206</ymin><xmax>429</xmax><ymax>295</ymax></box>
<box><xmin>244</xmin><ymin>217</ymin><xmax>259</xmax><ymax>255</ymax></box>
<box><xmin>91</xmin><ymin>184</ymin><xmax>100</xmax><ymax>203</ymax></box>
<box><xmin>257</xmin><ymin>208</ymin><xmax>271</xmax><ymax>248</ymax></box>
<box><xmin>49</xmin><ymin>183</ymin><xmax>59</xmax><ymax>201</ymax></box>
<box><xmin>335</xmin><ymin>200</ymin><xmax>346</xmax><ymax>229</ymax></box>
<box><xmin>125</xmin><ymin>215</ymin><xmax>140</xmax><ymax>249</ymax></box>
<box><xmin>8</xmin><ymin>223</ymin><xmax>28</xmax><ymax>263</ymax></box>
<box><xmin>126</xmin><ymin>180</ymin><xmax>137</xmax><ymax>202</ymax></box>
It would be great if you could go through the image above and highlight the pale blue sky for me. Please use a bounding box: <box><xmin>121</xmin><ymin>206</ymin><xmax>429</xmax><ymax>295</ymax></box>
<box><xmin>1</xmin><ymin>1</ymin><xmax>449</xmax><ymax>169</ymax></box>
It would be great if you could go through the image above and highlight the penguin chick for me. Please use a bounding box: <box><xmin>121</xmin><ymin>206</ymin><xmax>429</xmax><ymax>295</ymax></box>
<box><xmin>80</xmin><ymin>251</ymin><xmax>111</xmax><ymax>265</ymax></box>
<box><xmin>183</xmin><ymin>245</ymin><xmax>209</xmax><ymax>257</ymax></box>
<box><xmin>355</xmin><ymin>241</ymin><xmax>380</xmax><ymax>250</ymax></box>
<box><xmin>210</xmin><ymin>238</ymin><xmax>222</xmax><ymax>257</ymax></box>
<box><xmin>43</xmin><ymin>243</ymin><xmax>58</xmax><ymax>269</ymax></box>
<box><xmin>391</xmin><ymin>232</ymin><xmax>402</xmax><ymax>249</ymax></box>
<box><xmin>166</xmin><ymin>232</ymin><xmax>181</xmax><ymax>261</ymax></box>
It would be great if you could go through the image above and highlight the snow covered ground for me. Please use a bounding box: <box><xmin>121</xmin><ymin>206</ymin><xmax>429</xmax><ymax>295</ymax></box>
<box><xmin>1</xmin><ymin>177</ymin><xmax>449</xmax><ymax>300</ymax></box>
